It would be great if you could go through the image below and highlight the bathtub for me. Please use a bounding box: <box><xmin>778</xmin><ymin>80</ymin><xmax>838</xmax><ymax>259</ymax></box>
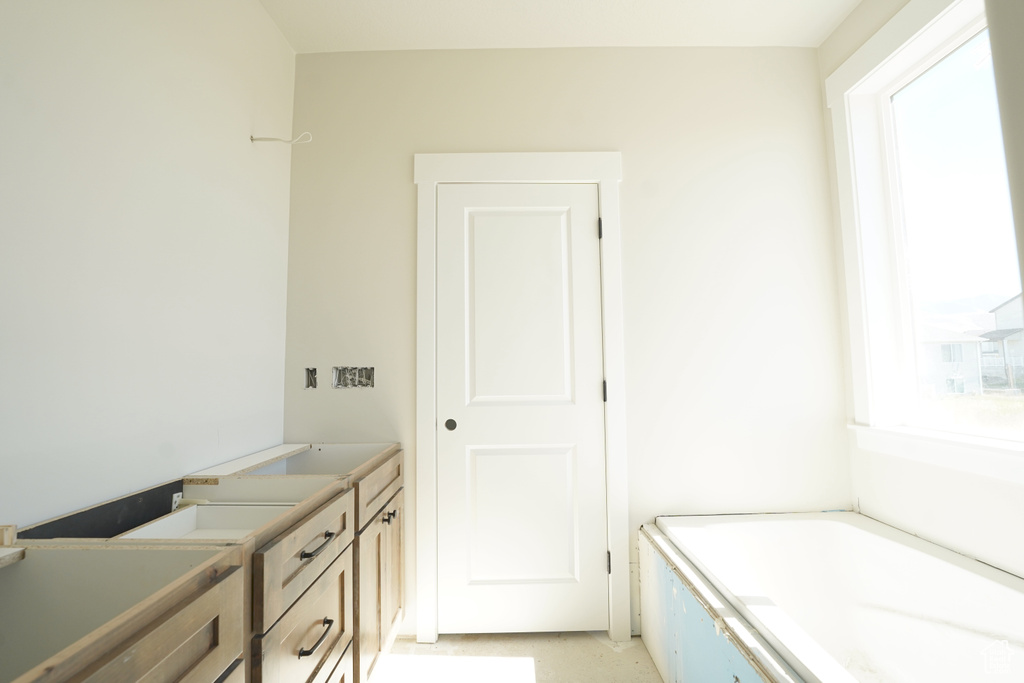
<box><xmin>639</xmin><ymin>512</ymin><xmax>1024</xmax><ymax>682</ymax></box>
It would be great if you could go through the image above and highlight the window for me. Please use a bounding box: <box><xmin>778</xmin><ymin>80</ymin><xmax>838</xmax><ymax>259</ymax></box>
<box><xmin>941</xmin><ymin>344</ymin><xmax>964</xmax><ymax>363</ymax></box>
<box><xmin>827</xmin><ymin>0</ymin><xmax>1024</xmax><ymax>445</ymax></box>
<box><xmin>889</xmin><ymin>27</ymin><xmax>1024</xmax><ymax>438</ymax></box>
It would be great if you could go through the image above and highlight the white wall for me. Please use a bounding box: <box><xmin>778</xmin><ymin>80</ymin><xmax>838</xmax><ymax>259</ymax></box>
<box><xmin>818</xmin><ymin>0</ymin><xmax>913</xmax><ymax>76</ymax></box>
<box><xmin>817</xmin><ymin>0</ymin><xmax>913</xmax><ymax>425</ymax></box>
<box><xmin>821</xmin><ymin>0</ymin><xmax>1024</xmax><ymax>578</ymax></box>
<box><xmin>285</xmin><ymin>47</ymin><xmax>851</xmax><ymax>632</ymax></box>
<box><xmin>0</xmin><ymin>1</ymin><xmax>295</xmax><ymax>528</ymax></box>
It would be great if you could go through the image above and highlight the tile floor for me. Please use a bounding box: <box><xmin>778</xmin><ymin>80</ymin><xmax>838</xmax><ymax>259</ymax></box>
<box><xmin>371</xmin><ymin>632</ymin><xmax>664</xmax><ymax>683</ymax></box>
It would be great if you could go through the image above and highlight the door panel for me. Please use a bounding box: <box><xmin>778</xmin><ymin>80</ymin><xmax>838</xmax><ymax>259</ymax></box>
<box><xmin>467</xmin><ymin>208</ymin><xmax>573</xmax><ymax>404</ymax></box>
<box><xmin>468</xmin><ymin>445</ymin><xmax>579</xmax><ymax>583</ymax></box>
<box><xmin>436</xmin><ymin>183</ymin><xmax>608</xmax><ymax>634</ymax></box>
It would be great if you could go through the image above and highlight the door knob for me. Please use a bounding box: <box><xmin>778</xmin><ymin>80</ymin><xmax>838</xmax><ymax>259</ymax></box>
<box><xmin>444</xmin><ymin>419</ymin><xmax>457</xmax><ymax>431</ymax></box>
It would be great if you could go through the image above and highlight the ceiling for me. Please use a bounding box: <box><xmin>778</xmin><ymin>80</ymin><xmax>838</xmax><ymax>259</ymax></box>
<box><xmin>258</xmin><ymin>0</ymin><xmax>864</xmax><ymax>54</ymax></box>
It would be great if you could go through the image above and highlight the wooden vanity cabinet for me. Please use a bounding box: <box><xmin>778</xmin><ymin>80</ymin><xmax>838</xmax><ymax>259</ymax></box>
<box><xmin>233</xmin><ymin>444</ymin><xmax>405</xmax><ymax>683</ymax></box>
<box><xmin>3</xmin><ymin>445</ymin><xmax>405</xmax><ymax>683</ymax></box>
<box><xmin>3</xmin><ymin>545</ymin><xmax>245</xmax><ymax>683</ymax></box>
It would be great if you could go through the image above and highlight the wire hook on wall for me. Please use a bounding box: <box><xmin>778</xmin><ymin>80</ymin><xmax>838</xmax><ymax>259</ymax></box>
<box><xmin>250</xmin><ymin>132</ymin><xmax>312</xmax><ymax>144</ymax></box>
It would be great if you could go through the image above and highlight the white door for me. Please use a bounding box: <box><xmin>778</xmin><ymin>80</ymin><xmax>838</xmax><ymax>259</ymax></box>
<box><xmin>435</xmin><ymin>182</ymin><xmax>609</xmax><ymax>633</ymax></box>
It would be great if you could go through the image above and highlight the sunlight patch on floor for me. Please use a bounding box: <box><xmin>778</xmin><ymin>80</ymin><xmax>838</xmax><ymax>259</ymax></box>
<box><xmin>371</xmin><ymin>654</ymin><xmax>537</xmax><ymax>683</ymax></box>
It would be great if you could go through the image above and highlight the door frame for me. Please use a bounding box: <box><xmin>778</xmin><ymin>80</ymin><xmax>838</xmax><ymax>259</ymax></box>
<box><xmin>414</xmin><ymin>152</ymin><xmax>629</xmax><ymax>642</ymax></box>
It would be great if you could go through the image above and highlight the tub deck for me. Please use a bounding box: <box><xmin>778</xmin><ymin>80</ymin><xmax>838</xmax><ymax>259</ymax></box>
<box><xmin>646</xmin><ymin>512</ymin><xmax>1024</xmax><ymax>682</ymax></box>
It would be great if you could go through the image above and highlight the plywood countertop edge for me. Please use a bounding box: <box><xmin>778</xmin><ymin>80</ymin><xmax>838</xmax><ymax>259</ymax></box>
<box><xmin>0</xmin><ymin>546</ymin><xmax>26</xmax><ymax>569</ymax></box>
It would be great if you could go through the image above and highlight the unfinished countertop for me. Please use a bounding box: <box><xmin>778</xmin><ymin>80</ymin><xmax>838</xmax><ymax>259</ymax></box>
<box><xmin>188</xmin><ymin>442</ymin><xmax>400</xmax><ymax>480</ymax></box>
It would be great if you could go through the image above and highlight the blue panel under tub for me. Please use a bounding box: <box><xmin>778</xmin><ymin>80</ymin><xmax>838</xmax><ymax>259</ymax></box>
<box><xmin>651</xmin><ymin>544</ymin><xmax>766</xmax><ymax>683</ymax></box>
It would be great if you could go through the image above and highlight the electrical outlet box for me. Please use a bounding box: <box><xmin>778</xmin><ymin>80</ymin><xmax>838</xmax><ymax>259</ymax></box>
<box><xmin>333</xmin><ymin>366</ymin><xmax>374</xmax><ymax>388</ymax></box>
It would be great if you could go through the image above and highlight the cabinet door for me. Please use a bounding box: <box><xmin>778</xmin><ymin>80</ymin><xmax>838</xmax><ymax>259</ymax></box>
<box><xmin>381</xmin><ymin>490</ymin><xmax>404</xmax><ymax>650</ymax></box>
<box><xmin>354</xmin><ymin>508</ymin><xmax>383</xmax><ymax>683</ymax></box>
<box><xmin>353</xmin><ymin>489</ymin><xmax>404</xmax><ymax>683</ymax></box>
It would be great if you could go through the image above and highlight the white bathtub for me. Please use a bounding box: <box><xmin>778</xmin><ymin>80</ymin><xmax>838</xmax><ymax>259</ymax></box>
<box><xmin>641</xmin><ymin>512</ymin><xmax>1024</xmax><ymax>682</ymax></box>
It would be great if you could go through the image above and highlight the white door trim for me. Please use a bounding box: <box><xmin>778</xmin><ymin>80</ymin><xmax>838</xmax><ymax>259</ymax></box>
<box><xmin>414</xmin><ymin>152</ymin><xmax>630</xmax><ymax>642</ymax></box>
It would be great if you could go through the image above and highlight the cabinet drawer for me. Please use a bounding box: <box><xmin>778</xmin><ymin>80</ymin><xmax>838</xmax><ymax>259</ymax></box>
<box><xmin>354</xmin><ymin>451</ymin><xmax>403</xmax><ymax>532</ymax></box>
<box><xmin>77</xmin><ymin>563</ymin><xmax>243</xmax><ymax>683</ymax></box>
<box><xmin>255</xmin><ymin>489</ymin><xmax>354</xmax><ymax>633</ymax></box>
<box><xmin>8</xmin><ymin>547</ymin><xmax>244</xmax><ymax>683</ymax></box>
<box><xmin>214</xmin><ymin>659</ymin><xmax>245</xmax><ymax>683</ymax></box>
<box><xmin>253</xmin><ymin>546</ymin><xmax>354</xmax><ymax>683</ymax></box>
<box><xmin>326</xmin><ymin>642</ymin><xmax>354</xmax><ymax>683</ymax></box>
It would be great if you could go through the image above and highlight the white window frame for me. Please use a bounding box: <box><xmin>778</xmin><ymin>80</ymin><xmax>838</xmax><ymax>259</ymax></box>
<box><xmin>827</xmin><ymin>0</ymin><xmax>1024</xmax><ymax>479</ymax></box>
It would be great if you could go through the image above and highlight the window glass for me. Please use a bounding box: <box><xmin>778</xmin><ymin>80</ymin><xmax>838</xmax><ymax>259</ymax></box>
<box><xmin>891</xmin><ymin>29</ymin><xmax>1024</xmax><ymax>440</ymax></box>
<box><xmin>941</xmin><ymin>343</ymin><xmax>963</xmax><ymax>363</ymax></box>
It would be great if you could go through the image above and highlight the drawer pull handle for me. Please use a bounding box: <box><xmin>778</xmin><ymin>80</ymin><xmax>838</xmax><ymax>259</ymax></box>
<box><xmin>383</xmin><ymin>510</ymin><xmax>396</xmax><ymax>524</ymax></box>
<box><xmin>300</xmin><ymin>531</ymin><xmax>336</xmax><ymax>560</ymax></box>
<box><xmin>298</xmin><ymin>617</ymin><xmax>334</xmax><ymax>658</ymax></box>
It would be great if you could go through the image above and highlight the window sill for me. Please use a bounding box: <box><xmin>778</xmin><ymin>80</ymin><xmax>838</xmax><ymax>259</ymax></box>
<box><xmin>850</xmin><ymin>424</ymin><xmax>1024</xmax><ymax>485</ymax></box>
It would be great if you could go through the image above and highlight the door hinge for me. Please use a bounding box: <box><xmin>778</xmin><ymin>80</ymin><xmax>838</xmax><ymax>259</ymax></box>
<box><xmin>602</xmin><ymin>380</ymin><xmax>607</xmax><ymax>402</ymax></box>
<box><xmin>607</xmin><ymin>551</ymin><xmax>612</xmax><ymax>574</ymax></box>
<box><xmin>598</xmin><ymin>217</ymin><xmax>603</xmax><ymax>239</ymax></box>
